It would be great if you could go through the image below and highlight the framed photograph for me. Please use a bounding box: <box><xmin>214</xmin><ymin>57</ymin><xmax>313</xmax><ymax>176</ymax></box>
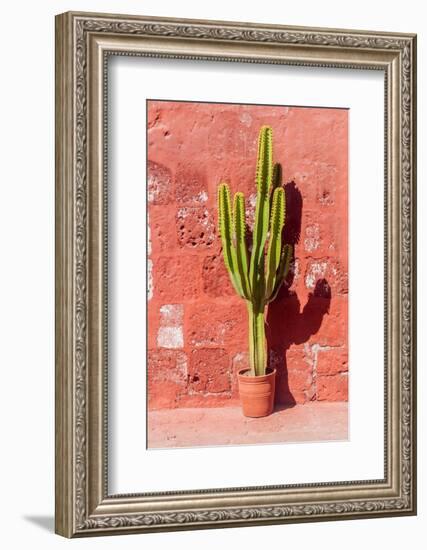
<box><xmin>55</xmin><ymin>11</ymin><xmax>417</xmax><ymax>537</ymax></box>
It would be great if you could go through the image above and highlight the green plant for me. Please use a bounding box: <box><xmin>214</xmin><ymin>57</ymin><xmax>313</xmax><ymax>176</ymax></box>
<box><xmin>217</xmin><ymin>125</ymin><xmax>293</xmax><ymax>376</ymax></box>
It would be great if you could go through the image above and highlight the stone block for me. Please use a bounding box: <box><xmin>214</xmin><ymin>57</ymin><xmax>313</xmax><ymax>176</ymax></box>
<box><xmin>174</xmin><ymin>165</ymin><xmax>208</xmax><ymax>205</ymax></box>
<box><xmin>188</xmin><ymin>348</ymin><xmax>231</xmax><ymax>394</ymax></box>
<box><xmin>187</xmin><ymin>301</ymin><xmax>246</xmax><ymax>351</ymax></box>
<box><xmin>176</xmin><ymin>207</ymin><xmax>216</xmax><ymax>249</ymax></box>
<box><xmin>153</xmin><ymin>255</ymin><xmax>201</xmax><ymax>301</ymax></box>
<box><xmin>317</xmin><ymin>373</ymin><xmax>348</xmax><ymax>401</ymax></box>
<box><xmin>316</xmin><ymin>347</ymin><xmax>348</xmax><ymax>376</ymax></box>
<box><xmin>147</xmin><ymin>160</ymin><xmax>173</xmax><ymax>205</ymax></box>
<box><xmin>202</xmin><ymin>253</ymin><xmax>235</xmax><ymax>298</ymax></box>
<box><xmin>148</xmin><ymin>350</ymin><xmax>187</xmax><ymax>409</ymax></box>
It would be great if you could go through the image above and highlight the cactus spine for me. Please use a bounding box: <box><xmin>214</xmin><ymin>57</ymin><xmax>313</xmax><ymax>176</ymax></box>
<box><xmin>218</xmin><ymin>126</ymin><xmax>292</xmax><ymax>376</ymax></box>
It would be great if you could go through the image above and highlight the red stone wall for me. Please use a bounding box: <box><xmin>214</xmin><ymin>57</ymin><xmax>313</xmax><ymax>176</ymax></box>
<box><xmin>147</xmin><ymin>100</ymin><xmax>348</xmax><ymax>410</ymax></box>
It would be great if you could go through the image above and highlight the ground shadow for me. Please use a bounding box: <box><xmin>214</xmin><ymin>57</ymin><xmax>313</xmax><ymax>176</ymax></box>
<box><xmin>22</xmin><ymin>515</ymin><xmax>54</xmax><ymax>532</ymax></box>
<box><xmin>266</xmin><ymin>179</ymin><xmax>331</xmax><ymax>406</ymax></box>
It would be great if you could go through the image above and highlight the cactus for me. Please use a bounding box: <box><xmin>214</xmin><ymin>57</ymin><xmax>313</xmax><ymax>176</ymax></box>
<box><xmin>218</xmin><ymin>126</ymin><xmax>292</xmax><ymax>376</ymax></box>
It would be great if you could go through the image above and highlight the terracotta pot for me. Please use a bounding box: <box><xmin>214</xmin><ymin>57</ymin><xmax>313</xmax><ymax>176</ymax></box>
<box><xmin>237</xmin><ymin>368</ymin><xmax>276</xmax><ymax>418</ymax></box>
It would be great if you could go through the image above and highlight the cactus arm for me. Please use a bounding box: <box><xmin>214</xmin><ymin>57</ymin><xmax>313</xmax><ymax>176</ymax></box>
<box><xmin>265</xmin><ymin>187</ymin><xmax>285</xmax><ymax>300</ymax></box>
<box><xmin>233</xmin><ymin>192</ymin><xmax>251</xmax><ymax>300</ymax></box>
<box><xmin>249</xmin><ymin>126</ymin><xmax>273</xmax><ymax>308</ymax></box>
<box><xmin>268</xmin><ymin>244</ymin><xmax>293</xmax><ymax>303</ymax></box>
<box><xmin>270</xmin><ymin>162</ymin><xmax>282</xmax><ymax>221</ymax></box>
<box><xmin>218</xmin><ymin>183</ymin><xmax>244</xmax><ymax>298</ymax></box>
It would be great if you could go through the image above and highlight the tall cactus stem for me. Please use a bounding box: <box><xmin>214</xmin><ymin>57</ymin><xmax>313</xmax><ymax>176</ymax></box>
<box><xmin>249</xmin><ymin>127</ymin><xmax>273</xmax><ymax>305</ymax></box>
<box><xmin>247</xmin><ymin>302</ymin><xmax>266</xmax><ymax>376</ymax></box>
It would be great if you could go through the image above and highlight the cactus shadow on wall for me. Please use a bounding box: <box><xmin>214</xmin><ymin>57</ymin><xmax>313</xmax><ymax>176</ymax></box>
<box><xmin>266</xmin><ymin>180</ymin><xmax>332</xmax><ymax>406</ymax></box>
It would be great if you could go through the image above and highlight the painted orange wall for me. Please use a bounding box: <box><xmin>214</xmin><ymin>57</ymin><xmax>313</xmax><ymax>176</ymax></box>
<box><xmin>147</xmin><ymin>100</ymin><xmax>348</xmax><ymax>409</ymax></box>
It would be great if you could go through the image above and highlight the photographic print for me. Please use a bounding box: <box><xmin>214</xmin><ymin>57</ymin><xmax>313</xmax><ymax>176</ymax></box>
<box><xmin>147</xmin><ymin>100</ymin><xmax>348</xmax><ymax>449</ymax></box>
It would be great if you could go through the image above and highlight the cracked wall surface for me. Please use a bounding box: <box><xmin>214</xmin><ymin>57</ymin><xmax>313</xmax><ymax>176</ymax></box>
<box><xmin>147</xmin><ymin>100</ymin><xmax>348</xmax><ymax>410</ymax></box>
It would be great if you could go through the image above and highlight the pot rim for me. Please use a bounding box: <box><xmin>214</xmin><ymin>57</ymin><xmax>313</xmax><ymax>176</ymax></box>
<box><xmin>237</xmin><ymin>367</ymin><xmax>276</xmax><ymax>380</ymax></box>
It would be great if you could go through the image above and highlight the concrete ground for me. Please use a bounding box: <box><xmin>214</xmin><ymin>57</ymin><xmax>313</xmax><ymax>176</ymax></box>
<box><xmin>148</xmin><ymin>402</ymin><xmax>348</xmax><ymax>449</ymax></box>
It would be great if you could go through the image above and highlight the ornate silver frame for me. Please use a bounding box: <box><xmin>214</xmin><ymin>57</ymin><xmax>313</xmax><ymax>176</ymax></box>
<box><xmin>55</xmin><ymin>11</ymin><xmax>417</xmax><ymax>537</ymax></box>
